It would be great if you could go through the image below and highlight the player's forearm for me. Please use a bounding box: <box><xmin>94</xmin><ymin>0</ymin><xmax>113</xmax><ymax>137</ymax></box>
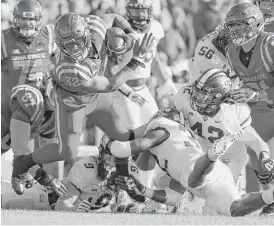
<box><xmin>118</xmin><ymin>84</ymin><xmax>134</xmax><ymax>97</ymax></box>
<box><xmin>101</xmin><ymin>13</ymin><xmax>133</xmax><ymax>34</ymax></box>
<box><xmin>141</xmin><ymin>187</ymin><xmax>181</xmax><ymax>206</ymax></box>
<box><xmin>54</xmin><ymin>199</ymin><xmax>77</xmax><ymax>212</ymax></box>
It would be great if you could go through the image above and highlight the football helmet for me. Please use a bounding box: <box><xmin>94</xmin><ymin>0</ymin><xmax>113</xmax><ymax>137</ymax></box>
<box><xmin>255</xmin><ymin>0</ymin><xmax>274</xmax><ymax>24</ymax></box>
<box><xmin>13</xmin><ymin>0</ymin><xmax>43</xmax><ymax>38</ymax></box>
<box><xmin>191</xmin><ymin>69</ymin><xmax>232</xmax><ymax>116</ymax></box>
<box><xmin>55</xmin><ymin>13</ymin><xmax>90</xmax><ymax>62</ymax></box>
<box><xmin>223</xmin><ymin>3</ymin><xmax>264</xmax><ymax>46</ymax></box>
<box><xmin>126</xmin><ymin>0</ymin><xmax>153</xmax><ymax>30</ymax></box>
<box><xmin>98</xmin><ymin>135</ymin><xmax>116</xmax><ymax>181</ymax></box>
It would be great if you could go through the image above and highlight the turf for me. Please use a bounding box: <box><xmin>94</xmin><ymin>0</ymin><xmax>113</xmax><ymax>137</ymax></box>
<box><xmin>1</xmin><ymin>209</ymin><xmax>273</xmax><ymax>225</ymax></box>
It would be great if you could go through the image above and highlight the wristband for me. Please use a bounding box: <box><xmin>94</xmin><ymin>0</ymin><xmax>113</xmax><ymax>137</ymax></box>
<box><xmin>110</xmin><ymin>140</ymin><xmax>132</xmax><ymax>158</ymax></box>
<box><xmin>127</xmin><ymin>58</ymin><xmax>145</xmax><ymax>71</ymax></box>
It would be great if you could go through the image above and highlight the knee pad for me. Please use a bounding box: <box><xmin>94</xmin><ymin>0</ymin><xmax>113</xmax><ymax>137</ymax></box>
<box><xmin>254</xmin><ymin>170</ymin><xmax>273</xmax><ymax>184</ymax></box>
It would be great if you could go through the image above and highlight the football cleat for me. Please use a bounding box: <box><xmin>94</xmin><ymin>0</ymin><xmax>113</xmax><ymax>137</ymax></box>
<box><xmin>11</xmin><ymin>155</ymin><xmax>32</xmax><ymax>195</ymax></box>
<box><xmin>260</xmin><ymin>202</ymin><xmax>274</xmax><ymax>216</ymax></box>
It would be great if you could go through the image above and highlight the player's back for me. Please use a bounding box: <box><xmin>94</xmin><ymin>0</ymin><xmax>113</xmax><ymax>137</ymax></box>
<box><xmin>1</xmin><ymin>25</ymin><xmax>56</xmax><ymax>95</ymax></box>
<box><xmin>67</xmin><ymin>156</ymin><xmax>113</xmax><ymax>210</ymax></box>
<box><xmin>189</xmin><ymin>30</ymin><xmax>230</xmax><ymax>83</ymax></box>
<box><xmin>145</xmin><ymin>108</ymin><xmax>203</xmax><ymax>185</ymax></box>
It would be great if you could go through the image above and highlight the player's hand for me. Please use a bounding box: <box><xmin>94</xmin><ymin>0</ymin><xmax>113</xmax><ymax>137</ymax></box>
<box><xmin>115</xmin><ymin>175</ymin><xmax>146</xmax><ymax>196</ymax></box>
<box><xmin>116</xmin><ymin>33</ymin><xmax>135</xmax><ymax>53</ymax></box>
<box><xmin>49</xmin><ymin>177</ymin><xmax>68</xmax><ymax>198</ymax></box>
<box><xmin>127</xmin><ymin>91</ymin><xmax>148</xmax><ymax>108</ymax></box>
<box><xmin>77</xmin><ymin>200</ymin><xmax>92</xmax><ymax>212</ymax></box>
<box><xmin>260</xmin><ymin>152</ymin><xmax>274</xmax><ymax>172</ymax></box>
<box><xmin>132</xmin><ymin>33</ymin><xmax>155</xmax><ymax>63</ymax></box>
<box><xmin>227</xmin><ymin>87</ymin><xmax>259</xmax><ymax>104</ymax></box>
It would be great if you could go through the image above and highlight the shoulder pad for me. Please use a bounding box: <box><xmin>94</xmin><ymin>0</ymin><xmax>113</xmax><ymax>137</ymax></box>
<box><xmin>68</xmin><ymin>156</ymin><xmax>99</xmax><ymax>192</ymax></box>
<box><xmin>10</xmin><ymin>85</ymin><xmax>44</xmax><ymax>123</ymax></box>
<box><xmin>149</xmin><ymin>20</ymin><xmax>164</xmax><ymax>40</ymax></box>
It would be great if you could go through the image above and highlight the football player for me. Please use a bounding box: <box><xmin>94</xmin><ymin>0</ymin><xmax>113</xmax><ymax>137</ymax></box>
<box><xmin>223</xmin><ymin>3</ymin><xmax>274</xmax><ymax>214</ymax></box>
<box><xmin>11</xmin><ymin>12</ymin><xmax>155</xmax><ymax>195</ymax></box>
<box><xmin>255</xmin><ymin>0</ymin><xmax>274</xmax><ymax>32</ymax></box>
<box><xmin>103</xmin><ymin>107</ymin><xmax>274</xmax><ymax>216</ymax></box>
<box><xmin>55</xmin><ymin>145</ymin><xmax>138</xmax><ymax>213</ymax></box>
<box><xmin>115</xmin><ymin>0</ymin><xmax>178</xmax><ymax>194</ymax></box>
<box><xmin>174</xmin><ymin>68</ymin><xmax>273</xmax><ymax>188</ymax></box>
<box><xmin>1</xmin><ymin>0</ymin><xmax>57</xmax><ymax>96</ymax></box>
<box><xmin>1</xmin><ymin>73</ymin><xmax>67</xmax><ymax>197</ymax></box>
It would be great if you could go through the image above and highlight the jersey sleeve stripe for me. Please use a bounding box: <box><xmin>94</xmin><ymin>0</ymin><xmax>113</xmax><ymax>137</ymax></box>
<box><xmin>89</xmin><ymin>25</ymin><xmax>106</xmax><ymax>40</ymax></box>
<box><xmin>261</xmin><ymin>36</ymin><xmax>273</xmax><ymax>72</ymax></box>
<box><xmin>264</xmin><ymin>36</ymin><xmax>274</xmax><ymax>72</ymax></box>
<box><xmin>1</xmin><ymin>31</ymin><xmax>8</xmax><ymax>60</ymax></box>
<box><xmin>56</xmin><ymin>62</ymin><xmax>91</xmax><ymax>75</ymax></box>
<box><xmin>240</xmin><ymin>114</ymin><xmax>251</xmax><ymax>129</ymax></box>
<box><xmin>58</xmin><ymin>69</ymin><xmax>90</xmax><ymax>80</ymax></box>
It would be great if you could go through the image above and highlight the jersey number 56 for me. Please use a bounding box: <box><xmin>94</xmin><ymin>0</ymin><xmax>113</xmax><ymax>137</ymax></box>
<box><xmin>198</xmin><ymin>46</ymin><xmax>215</xmax><ymax>60</ymax></box>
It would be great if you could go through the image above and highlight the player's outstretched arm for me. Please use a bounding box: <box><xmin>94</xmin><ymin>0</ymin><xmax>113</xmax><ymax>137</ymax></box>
<box><xmin>54</xmin><ymin>181</ymin><xmax>80</xmax><ymax>212</ymax></box>
<box><xmin>107</xmin><ymin>128</ymin><xmax>169</xmax><ymax>158</ymax></box>
<box><xmin>115</xmin><ymin>175</ymin><xmax>181</xmax><ymax>206</ymax></box>
<box><xmin>81</xmin><ymin>33</ymin><xmax>155</xmax><ymax>93</ymax></box>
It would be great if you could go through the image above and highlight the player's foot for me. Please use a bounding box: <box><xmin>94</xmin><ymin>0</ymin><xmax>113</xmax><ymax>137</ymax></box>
<box><xmin>207</xmin><ymin>133</ymin><xmax>240</xmax><ymax>161</ymax></box>
<box><xmin>260</xmin><ymin>202</ymin><xmax>274</xmax><ymax>216</ymax></box>
<box><xmin>11</xmin><ymin>155</ymin><xmax>31</xmax><ymax>195</ymax></box>
<box><xmin>34</xmin><ymin>168</ymin><xmax>68</xmax><ymax>197</ymax></box>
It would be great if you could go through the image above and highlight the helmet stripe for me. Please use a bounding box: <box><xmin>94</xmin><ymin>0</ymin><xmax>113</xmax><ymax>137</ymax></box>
<box><xmin>199</xmin><ymin>69</ymin><xmax>222</xmax><ymax>84</ymax></box>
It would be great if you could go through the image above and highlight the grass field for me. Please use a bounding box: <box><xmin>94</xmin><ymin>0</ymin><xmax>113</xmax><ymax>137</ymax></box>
<box><xmin>1</xmin><ymin>209</ymin><xmax>274</xmax><ymax>225</ymax></box>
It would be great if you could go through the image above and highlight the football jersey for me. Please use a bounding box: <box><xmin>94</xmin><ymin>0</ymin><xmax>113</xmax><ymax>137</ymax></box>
<box><xmin>188</xmin><ymin>30</ymin><xmax>232</xmax><ymax>84</ymax></box>
<box><xmin>128</xmin><ymin>20</ymin><xmax>164</xmax><ymax>80</ymax></box>
<box><xmin>144</xmin><ymin>108</ymin><xmax>203</xmax><ymax>186</ymax></box>
<box><xmin>174</xmin><ymin>86</ymin><xmax>252</xmax><ymax>149</ymax></box>
<box><xmin>227</xmin><ymin>32</ymin><xmax>274</xmax><ymax>106</ymax></box>
<box><xmin>1</xmin><ymin>84</ymin><xmax>55</xmax><ymax>152</ymax></box>
<box><xmin>264</xmin><ymin>23</ymin><xmax>274</xmax><ymax>32</ymax></box>
<box><xmin>68</xmin><ymin>156</ymin><xmax>113</xmax><ymax>210</ymax></box>
<box><xmin>52</xmin><ymin>15</ymin><xmax>108</xmax><ymax>110</ymax></box>
<box><xmin>1</xmin><ymin>25</ymin><xmax>56</xmax><ymax>96</ymax></box>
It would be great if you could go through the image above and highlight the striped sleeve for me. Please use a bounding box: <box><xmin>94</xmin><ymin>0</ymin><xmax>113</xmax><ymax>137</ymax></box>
<box><xmin>235</xmin><ymin>104</ymin><xmax>252</xmax><ymax>129</ymax></box>
<box><xmin>85</xmin><ymin>15</ymin><xmax>106</xmax><ymax>40</ymax></box>
<box><xmin>10</xmin><ymin>85</ymin><xmax>44</xmax><ymax>124</ymax></box>
<box><xmin>1</xmin><ymin>30</ymin><xmax>8</xmax><ymax>60</ymax></box>
<box><xmin>261</xmin><ymin>35</ymin><xmax>274</xmax><ymax>72</ymax></box>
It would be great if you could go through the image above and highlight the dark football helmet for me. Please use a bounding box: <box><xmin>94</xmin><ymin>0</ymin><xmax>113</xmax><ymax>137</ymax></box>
<box><xmin>126</xmin><ymin>0</ymin><xmax>153</xmax><ymax>30</ymax></box>
<box><xmin>13</xmin><ymin>0</ymin><xmax>43</xmax><ymax>38</ymax></box>
<box><xmin>55</xmin><ymin>13</ymin><xmax>90</xmax><ymax>62</ymax></box>
<box><xmin>255</xmin><ymin>0</ymin><xmax>274</xmax><ymax>24</ymax></box>
<box><xmin>223</xmin><ymin>3</ymin><xmax>264</xmax><ymax>46</ymax></box>
<box><xmin>191</xmin><ymin>69</ymin><xmax>232</xmax><ymax>116</ymax></box>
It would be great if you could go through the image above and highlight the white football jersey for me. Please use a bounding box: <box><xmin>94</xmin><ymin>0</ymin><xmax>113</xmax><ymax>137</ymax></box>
<box><xmin>68</xmin><ymin>156</ymin><xmax>113</xmax><ymax>210</ymax></box>
<box><xmin>130</xmin><ymin>20</ymin><xmax>164</xmax><ymax>79</ymax></box>
<box><xmin>144</xmin><ymin>110</ymin><xmax>204</xmax><ymax>186</ymax></box>
<box><xmin>174</xmin><ymin>86</ymin><xmax>252</xmax><ymax>149</ymax></box>
<box><xmin>188</xmin><ymin>30</ymin><xmax>232</xmax><ymax>84</ymax></box>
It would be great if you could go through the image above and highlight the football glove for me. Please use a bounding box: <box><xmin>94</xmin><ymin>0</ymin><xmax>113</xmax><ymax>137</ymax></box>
<box><xmin>127</xmin><ymin>91</ymin><xmax>149</xmax><ymax>108</ymax></box>
<box><xmin>260</xmin><ymin>152</ymin><xmax>274</xmax><ymax>172</ymax></box>
<box><xmin>227</xmin><ymin>87</ymin><xmax>260</xmax><ymax>104</ymax></box>
<box><xmin>132</xmin><ymin>33</ymin><xmax>155</xmax><ymax>63</ymax></box>
<box><xmin>77</xmin><ymin>200</ymin><xmax>92</xmax><ymax>212</ymax></box>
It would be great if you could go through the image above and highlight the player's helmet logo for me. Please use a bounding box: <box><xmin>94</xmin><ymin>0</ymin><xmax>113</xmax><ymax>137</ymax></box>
<box><xmin>255</xmin><ymin>0</ymin><xmax>274</xmax><ymax>24</ymax></box>
<box><xmin>191</xmin><ymin>69</ymin><xmax>232</xmax><ymax>116</ymax></box>
<box><xmin>55</xmin><ymin>13</ymin><xmax>90</xmax><ymax>62</ymax></box>
<box><xmin>223</xmin><ymin>3</ymin><xmax>264</xmax><ymax>46</ymax></box>
<box><xmin>126</xmin><ymin>0</ymin><xmax>153</xmax><ymax>30</ymax></box>
<box><xmin>13</xmin><ymin>0</ymin><xmax>43</xmax><ymax>38</ymax></box>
